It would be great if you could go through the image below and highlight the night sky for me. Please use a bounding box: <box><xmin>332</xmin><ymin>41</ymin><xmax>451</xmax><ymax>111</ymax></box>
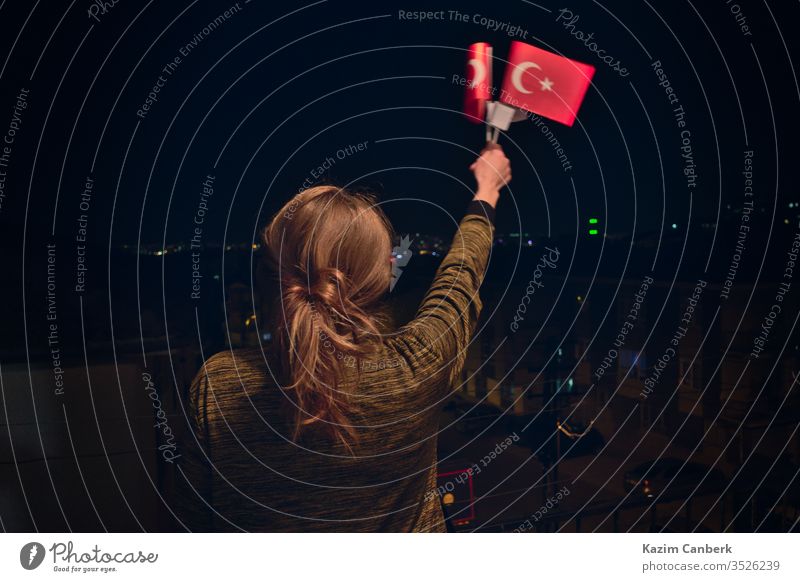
<box><xmin>1</xmin><ymin>0</ymin><xmax>796</xmax><ymax>250</ymax></box>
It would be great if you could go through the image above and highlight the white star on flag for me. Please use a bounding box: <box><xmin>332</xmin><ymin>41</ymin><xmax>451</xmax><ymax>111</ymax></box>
<box><xmin>540</xmin><ymin>77</ymin><xmax>554</xmax><ymax>91</ymax></box>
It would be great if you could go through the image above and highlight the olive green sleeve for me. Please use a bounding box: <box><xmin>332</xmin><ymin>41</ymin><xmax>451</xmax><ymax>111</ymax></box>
<box><xmin>390</xmin><ymin>208</ymin><xmax>494</xmax><ymax>392</ymax></box>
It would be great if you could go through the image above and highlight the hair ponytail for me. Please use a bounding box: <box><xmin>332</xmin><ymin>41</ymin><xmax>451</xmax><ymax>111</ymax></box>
<box><xmin>263</xmin><ymin>186</ymin><xmax>393</xmax><ymax>450</ymax></box>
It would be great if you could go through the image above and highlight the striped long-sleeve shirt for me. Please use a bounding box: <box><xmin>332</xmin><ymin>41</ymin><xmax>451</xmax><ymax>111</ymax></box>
<box><xmin>176</xmin><ymin>201</ymin><xmax>495</xmax><ymax>532</ymax></box>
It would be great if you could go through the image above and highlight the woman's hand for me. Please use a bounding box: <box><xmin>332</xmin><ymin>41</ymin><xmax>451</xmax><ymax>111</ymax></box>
<box><xmin>469</xmin><ymin>143</ymin><xmax>511</xmax><ymax>208</ymax></box>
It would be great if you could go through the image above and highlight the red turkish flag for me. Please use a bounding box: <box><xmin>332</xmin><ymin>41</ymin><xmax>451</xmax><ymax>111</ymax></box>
<box><xmin>463</xmin><ymin>42</ymin><xmax>492</xmax><ymax>124</ymax></box>
<box><xmin>500</xmin><ymin>41</ymin><xmax>595</xmax><ymax>127</ymax></box>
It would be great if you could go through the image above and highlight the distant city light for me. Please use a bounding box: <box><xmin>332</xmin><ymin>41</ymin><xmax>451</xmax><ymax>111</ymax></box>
<box><xmin>576</xmin><ymin>295</ymin><xmax>583</xmax><ymax>302</ymax></box>
<box><xmin>588</xmin><ymin>218</ymin><xmax>598</xmax><ymax>224</ymax></box>
<box><xmin>589</xmin><ymin>229</ymin><xmax>598</xmax><ymax>235</ymax></box>
<box><xmin>671</xmin><ymin>223</ymin><xmax>677</xmax><ymax>229</ymax></box>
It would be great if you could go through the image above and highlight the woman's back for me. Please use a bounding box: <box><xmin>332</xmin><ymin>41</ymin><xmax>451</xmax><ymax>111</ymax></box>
<box><xmin>180</xmin><ymin>343</ymin><xmax>444</xmax><ymax>531</ymax></box>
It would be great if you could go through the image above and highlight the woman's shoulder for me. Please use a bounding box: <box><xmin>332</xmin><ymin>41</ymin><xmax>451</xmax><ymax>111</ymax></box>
<box><xmin>193</xmin><ymin>347</ymin><xmax>275</xmax><ymax>390</ymax></box>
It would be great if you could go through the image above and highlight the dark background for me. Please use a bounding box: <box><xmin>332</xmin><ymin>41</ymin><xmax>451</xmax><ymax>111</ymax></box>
<box><xmin>0</xmin><ymin>0</ymin><xmax>798</xmax><ymax>532</ymax></box>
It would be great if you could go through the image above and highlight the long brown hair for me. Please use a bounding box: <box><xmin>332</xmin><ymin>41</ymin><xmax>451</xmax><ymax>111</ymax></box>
<box><xmin>262</xmin><ymin>186</ymin><xmax>393</xmax><ymax>450</ymax></box>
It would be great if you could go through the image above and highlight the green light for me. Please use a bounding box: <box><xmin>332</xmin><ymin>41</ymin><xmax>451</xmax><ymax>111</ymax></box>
<box><xmin>588</xmin><ymin>218</ymin><xmax>598</xmax><ymax>224</ymax></box>
<box><xmin>589</xmin><ymin>229</ymin><xmax>598</xmax><ymax>235</ymax></box>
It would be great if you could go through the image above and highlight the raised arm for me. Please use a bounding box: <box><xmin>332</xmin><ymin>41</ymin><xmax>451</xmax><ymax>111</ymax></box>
<box><xmin>390</xmin><ymin>144</ymin><xmax>511</xmax><ymax>390</ymax></box>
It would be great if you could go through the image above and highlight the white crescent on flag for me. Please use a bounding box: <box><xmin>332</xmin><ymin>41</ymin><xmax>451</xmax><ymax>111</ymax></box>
<box><xmin>511</xmin><ymin>61</ymin><xmax>542</xmax><ymax>94</ymax></box>
<box><xmin>467</xmin><ymin>58</ymin><xmax>486</xmax><ymax>88</ymax></box>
